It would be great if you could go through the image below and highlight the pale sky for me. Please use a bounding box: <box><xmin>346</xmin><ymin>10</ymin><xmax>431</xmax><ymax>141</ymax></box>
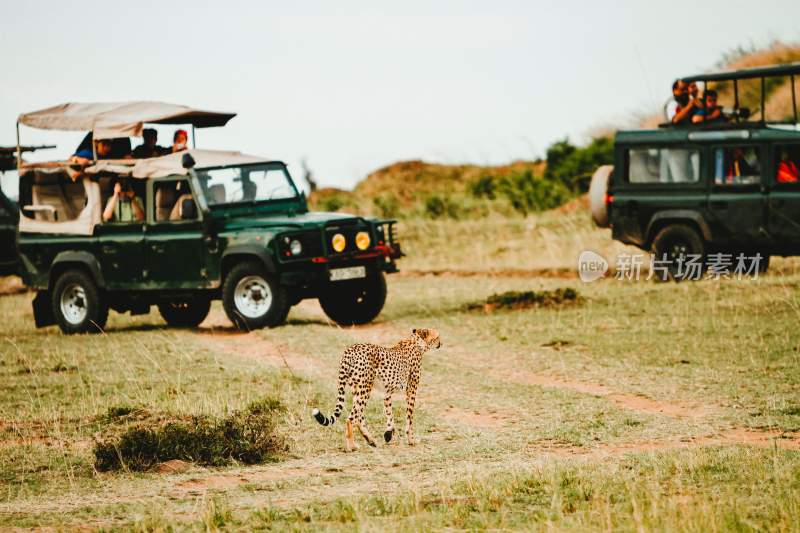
<box><xmin>2</xmin><ymin>0</ymin><xmax>799</xmax><ymax>192</ymax></box>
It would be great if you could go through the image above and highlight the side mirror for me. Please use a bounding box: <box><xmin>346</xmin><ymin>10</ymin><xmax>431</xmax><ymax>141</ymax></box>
<box><xmin>181</xmin><ymin>153</ymin><xmax>196</xmax><ymax>169</ymax></box>
<box><xmin>181</xmin><ymin>198</ymin><xmax>197</xmax><ymax>220</ymax></box>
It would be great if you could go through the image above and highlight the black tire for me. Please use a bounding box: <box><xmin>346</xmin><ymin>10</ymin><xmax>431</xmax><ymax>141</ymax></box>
<box><xmin>319</xmin><ymin>272</ymin><xmax>387</xmax><ymax>326</ymax></box>
<box><xmin>157</xmin><ymin>297</ymin><xmax>211</xmax><ymax>328</ymax></box>
<box><xmin>51</xmin><ymin>269</ymin><xmax>108</xmax><ymax>334</ymax></box>
<box><xmin>650</xmin><ymin>224</ymin><xmax>705</xmax><ymax>282</ymax></box>
<box><xmin>222</xmin><ymin>261</ymin><xmax>289</xmax><ymax>331</ymax></box>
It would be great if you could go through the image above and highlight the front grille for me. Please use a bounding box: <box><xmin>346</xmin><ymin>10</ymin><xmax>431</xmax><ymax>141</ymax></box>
<box><xmin>325</xmin><ymin>220</ymin><xmax>368</xmax><ymax>255</ymax></box>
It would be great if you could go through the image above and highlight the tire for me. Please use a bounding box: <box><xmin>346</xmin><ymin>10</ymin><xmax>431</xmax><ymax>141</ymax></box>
<box><xmin>158</xmin><ymin>297</ymin><xmax>211</xmax><ymax>328</ymax></box>
<box><xmin>51</xmin><ymin>269</ymin><xmax>108</xmax><ymax>334</ymax></box>
<box><xmin>589</xmin><ymin>165</ymin><xmax>613</xmax><ymax>227</ymax></box>
<box><xmin>319</xmin><ymin>272</ymin><xmax>387</xmax><ymax>326</ymax></box>
<box><xmin>222</xmin><ymin>261</ymin><xmax>289</xmax><ymax>331</ymax></box>
<box><xmin>650</xmin><ymin>224</ymin><xmax>705</xmax><ymax>282</ymax></box>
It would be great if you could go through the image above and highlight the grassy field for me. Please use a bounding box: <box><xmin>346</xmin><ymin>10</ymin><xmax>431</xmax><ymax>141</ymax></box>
<box><xmin>2</xmin><ymin>215</ymin><xmax>800</xmax><ymax>531</ymax></box>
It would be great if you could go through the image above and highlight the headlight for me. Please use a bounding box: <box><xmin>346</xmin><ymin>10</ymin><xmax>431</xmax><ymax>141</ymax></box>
<box><xmin>332</xmin><ymin>233</ymin><xmax>346</xmax><ymax>252</ymax></box>
<box><xmin>356</xmin><ymin>231</ymin><xmax>370</xmax><ymax>250</ymax></box>
<box><xmin>289</xmin><ymin>239</ymin><xmax>302</xmax><ymax>256</ymax></box>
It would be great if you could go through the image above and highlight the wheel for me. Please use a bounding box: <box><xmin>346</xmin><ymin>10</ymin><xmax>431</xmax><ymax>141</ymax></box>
<box><xmin>650</xmin><ymin>224</ymin><xmax>705</xmax><ymax>282</ymax></box>
<box><xmin>51</xmin><ymin>269</ymin><xmax>108</xmax><ymax>334</ymax></box>
<box><xmin>158</xmin><ymin>297</ymin><xmax>211</xmax><ymax>328</ymax></box>
<box><xmin>222</xmin><ymin>261</ymin><xmax>289</xmax><ymax>331</ymax></box>
<box><xmin>319</xmin><ymin>272</ymin><xmax>387</xmax><ymax>325</ymax></box>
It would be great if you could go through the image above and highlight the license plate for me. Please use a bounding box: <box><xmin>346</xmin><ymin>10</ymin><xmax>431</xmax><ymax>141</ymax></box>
<box><xmin>330</xmin><ymin>266</ymin><xmax>366</xmax><ymax>281</ymax></box>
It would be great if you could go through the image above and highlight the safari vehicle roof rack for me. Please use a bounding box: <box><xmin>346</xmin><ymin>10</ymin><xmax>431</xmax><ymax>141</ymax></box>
<box><xmin>15</xmin><ymin>101</ymin><xmax>236</xmax><ymax>167</ymax></box>
<box><xmin>673</xmin><ymin>61</ymin><xmax>800</xmax><ymax>127</ymax></box>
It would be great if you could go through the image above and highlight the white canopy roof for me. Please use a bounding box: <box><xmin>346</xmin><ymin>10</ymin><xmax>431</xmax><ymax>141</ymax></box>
<box><xmin>84</xmin><ymin>149</ymin><xmax>273</xmax><ymax>179</ymax></box>
<box><xmin>18</xmin><ymin>102</ymin><xmax>236</xmax><ymax>139</ymax></box>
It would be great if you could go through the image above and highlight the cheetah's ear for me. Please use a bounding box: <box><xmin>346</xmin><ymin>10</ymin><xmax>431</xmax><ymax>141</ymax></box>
<box><xmin>412</xmin><ymin>328</ymin><xmax>417</xmax><ymax>335</ymax></box>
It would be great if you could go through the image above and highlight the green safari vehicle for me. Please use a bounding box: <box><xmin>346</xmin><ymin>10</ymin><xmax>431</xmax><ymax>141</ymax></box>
<box><xmin>13</xmin><ymin>102</ymin><xmax>401</xmax><ymax>333</ymax></box>
<box><xmin>590</xmin><ymin>62</ymin><xmax>800</xmax><ymax>279</ymax></box>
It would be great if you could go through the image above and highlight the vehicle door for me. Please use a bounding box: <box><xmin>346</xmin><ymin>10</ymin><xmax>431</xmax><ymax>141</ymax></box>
<box><xmin>704</xmin><ymin>144</ymin><xmax>768</xmax><ymax>248</ymax></box>
<box><xmin>93</xmin><ymin>177</ymin><xmax>146</xmax><ymax>289</ymax></box>
<box><xmin>613</xmin><ymin>144</ymin><xmax>705</xmax><ymax>246</ymax></box>
<box><xmin>144</xmin><ymin>178</ymin><xmax>208</xmax><ymax>288</ymax></box>
<box><xmin>767</xmin><ymin>143</ymin><xmax>800</xmax><ymax>252</ymax></box>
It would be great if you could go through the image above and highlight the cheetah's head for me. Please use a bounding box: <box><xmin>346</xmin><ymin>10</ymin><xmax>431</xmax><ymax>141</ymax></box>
<box><xmin>412</xmin><ymin>328</ymin><xmax>442</xmax><ymax>349</ymax></box>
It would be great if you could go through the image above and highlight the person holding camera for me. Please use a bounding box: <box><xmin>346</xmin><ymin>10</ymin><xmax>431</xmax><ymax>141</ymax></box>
<box><xmin>103</xmin><ymin>178</ymin><xmax>145</xmax><ymax>223</ymax></box>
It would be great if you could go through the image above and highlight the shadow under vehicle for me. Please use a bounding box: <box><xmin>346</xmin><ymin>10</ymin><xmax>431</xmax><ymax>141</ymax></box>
<box><xmin>14</xmin><ymin>102</ymin><xmax>401</xmax><ymax>333</ymax></box>
<box><xmin>590</xmin><ymin>62</ymin><xmax>800</xmax><ymax>279</ymax></box>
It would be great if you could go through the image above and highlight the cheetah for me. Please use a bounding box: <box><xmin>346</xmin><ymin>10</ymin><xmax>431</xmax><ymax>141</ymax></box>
<box><xmin>312</xmin><ymin>328</ymin><xmax>442</xmax><ymax>451</ymax></box>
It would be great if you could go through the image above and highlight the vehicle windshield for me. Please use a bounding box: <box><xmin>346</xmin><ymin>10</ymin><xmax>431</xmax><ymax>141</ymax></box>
<box><xmin>196</xmin><ymin>164</ymin><xmax>298</xmax><ymax>206</ymax></box>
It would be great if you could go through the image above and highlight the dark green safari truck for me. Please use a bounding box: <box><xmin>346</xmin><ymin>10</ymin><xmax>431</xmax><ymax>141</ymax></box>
<box><xmin>14</xmin><ymin>102</ymin><xmax>401</xmax><ymax>333</ymax></box>
<box><xmin>590</xmin><ymin>62</ymin><xmax>800</xmax><ymax>279</ymax></box>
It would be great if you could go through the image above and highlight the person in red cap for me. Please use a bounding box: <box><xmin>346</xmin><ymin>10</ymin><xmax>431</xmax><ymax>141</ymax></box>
<box><xmin>171</xmin><ymin>129</ymin><xmax>189</xmax><ymax>153</ymax></box>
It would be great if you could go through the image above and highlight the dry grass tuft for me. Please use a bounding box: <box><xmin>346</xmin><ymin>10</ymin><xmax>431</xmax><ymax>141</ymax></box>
<box><xmin>93</xmin><ymin>397</ymin><xmax>286</xmax><ymax>472</ymax></box>
<box><xmin>466</xmin><ymin>287</ymin><xmax>580</xmax><ymax>312</ymax></box>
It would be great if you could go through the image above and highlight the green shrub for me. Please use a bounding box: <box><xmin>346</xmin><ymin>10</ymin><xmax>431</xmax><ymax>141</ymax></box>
<box><xmin>94</xmin><ymin>397</ymin><xmax>285</xmax><ymax>471</ymax></box>
<box><xmin>319</xmin><ymin>195</ymin><xmax>346</xmax><ymax>212</ymax></box>
<box><xmin>544</xmin><ymin>136</ymin><xmax>614</xmax><ymax>192</ymax></box>
<box><xmin>373</xmin><ymin>194</ymin><xmax>400</xmax><ymax>218</ymax></box>
<box><xmin>422</xmin><ymin>194</ymin><xmax>464</xmax><ymax>219</ymax></box>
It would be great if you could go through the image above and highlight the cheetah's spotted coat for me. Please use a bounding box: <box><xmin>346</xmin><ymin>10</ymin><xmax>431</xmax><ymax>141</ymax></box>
<box><xmin>313</xmin><ymin>328</ymin><xmax>442</xmax><ymax>451</ymax></box>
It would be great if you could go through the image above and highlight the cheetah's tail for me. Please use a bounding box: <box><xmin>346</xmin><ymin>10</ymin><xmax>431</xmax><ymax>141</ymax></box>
<box><xmin>312</xmin><ymin>366</ymin><xmax>347</xmax><ymax>426</ymax></box>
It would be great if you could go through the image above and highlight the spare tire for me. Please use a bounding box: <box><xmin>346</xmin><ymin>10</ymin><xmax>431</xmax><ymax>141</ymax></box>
<box><xmin>589</xmin><ymin>165</ymin><xmax>613</xmax><ymax>227</ymax></box>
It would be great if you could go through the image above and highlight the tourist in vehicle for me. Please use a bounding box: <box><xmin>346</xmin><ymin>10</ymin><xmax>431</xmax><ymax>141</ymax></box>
<box><xmin>103</xmin><ymin>178</ymin><xmax>145</xmax><ymax>223</ymax></box>
<box><xmin>170</xmin><ymin>129</ymin><xmax>189</xmax><ymax>153</ymax></box>
<box><xmin>132</xmin><ymin>128</ymin><xmax>166</xmax><ymax>158</ymax></box>
<box><xmin>70</xmin><ymin>139</ymin><xmax>113</xmax><ymax>165</ymax></box>
<box><xmin>777</xmin><ymin>150</ymin><xmax>799</xmax><ymax>183</ymax></box>
<box><xmin>725</xmin><ymin>147</ymin><xmax>756</xmax><ymax>183</ymax></box>
<box><xmin>692</xmin><ymin>90</ymin><xmax>725</xmax><ymax>125</ymax></box>
<box><xmin>665</xmin><ymin>80</ymin><xmax>697</xmax><ymax>125</ymax></box>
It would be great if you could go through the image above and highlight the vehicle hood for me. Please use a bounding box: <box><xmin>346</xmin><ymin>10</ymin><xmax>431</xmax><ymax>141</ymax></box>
<box><xmin>216</xmin><ymin>211</ymin><xmax>366</xmax><ymax>232</ymax></box>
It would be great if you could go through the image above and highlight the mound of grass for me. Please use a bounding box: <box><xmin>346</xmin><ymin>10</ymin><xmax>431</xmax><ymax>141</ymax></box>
<box><xmin>467</xmin><ymin>288</ymin><xmax>579</xmax><ymax>312</ymax></box>
<box><xmin>94</xmin><ymin>398</ymin><xmax>286</xmax><ymax>472</ymax></box>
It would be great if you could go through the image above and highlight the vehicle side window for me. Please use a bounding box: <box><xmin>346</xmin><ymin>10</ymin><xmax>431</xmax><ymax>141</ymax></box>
<box><xmin>713</xmin><ymin>146</ymin><xmax>760</xmax><ymax>186</ymax></box>
<box><xmin>774</xmin><ymin>144</ymin><xmax>800</xmax><ymax>187</ymax></box>
<box><xmin>153</xmin><ymin>180</ymin><xmax>197</xmax><ymax>222</ymax></box>
<box><xmin>627</xmin><ymin>148</ymin><xmax>700</xmax><ymax>184</ymax></box>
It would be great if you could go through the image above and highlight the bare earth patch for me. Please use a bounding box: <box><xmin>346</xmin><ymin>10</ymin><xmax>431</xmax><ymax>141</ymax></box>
<box><xmin>440</xmin><ymin>406</ymin><xmax>519</xmax><ymax>428</ymax></box>
<box><xmin>505</xmin><ymin>370</ymin><xmax>712</xmax><ymax>419</ymax></box>
<box><xmin>530</xmin><ymin>428</ymin><xmax>800</xmax><ymax>458</ymax></box>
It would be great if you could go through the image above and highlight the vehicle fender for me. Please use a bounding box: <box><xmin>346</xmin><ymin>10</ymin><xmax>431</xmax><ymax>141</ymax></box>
<box><xmin>589</xmin><ymin>165</ymin><xmax>613</xmax><ymax>227</ymax></box>
<box><xmin>221</xmin><ymin>244</ymin><xmax>277</xmax><ymax>276</ymax></box>
<box><xmin>646</xmin><ymin>211</ymin><xmax>712</xmax><ymax>244</ymax></box>
<box><xmin>50</xmin><ymin>251</ymin><xmax>106</xmax><ymax>288</ymax></box>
